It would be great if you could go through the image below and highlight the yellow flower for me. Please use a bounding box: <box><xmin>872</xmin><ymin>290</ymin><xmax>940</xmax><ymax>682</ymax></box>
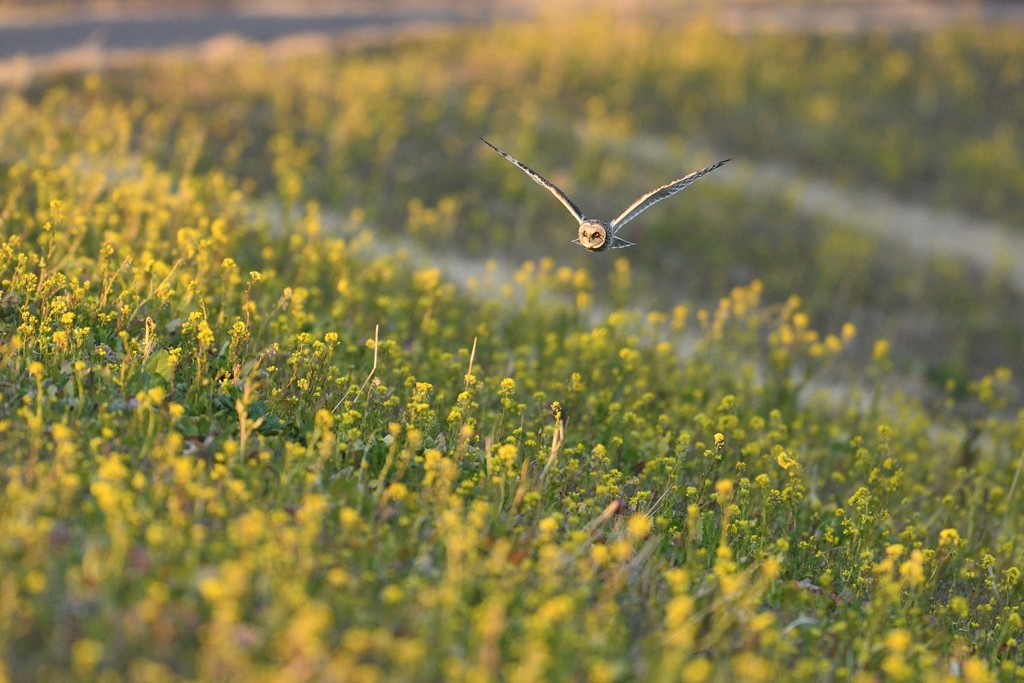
<box><xmin>939</xmin><ymin>528</ymin><xmax>961</xmax><ymax>547</ymax></box>
<box><xmin>538</xmin><ymin>517</ymin><xmax>558</xmax><ymax>534</ymax></box>
<box><xmin>962</xmin><ymin>657</ymin><xmax>995</xmax><ymax>683</ymax></box>
<box><xmin>71</xmin><ymin>639</ymin><xmax>103</xmax><ymax>676</ymax></box>
<box><xmin>51</xmin><ymin>329</ymin><xmax>69</xmax><ymax>346</ymax></box>
<box><xmin>671</xmin><ymin>304</ymin><xmax>689</xmax><ymax>331</ymax></box>
<box><xmin>880</xmin><ymin>654</ymin><xmax>913</xmax><ymax>681</ymax></box>
<box><xmin>146</xmin><ymin>386</ymin><xmax>166</xmax><ymax>404</ymax></box>
<box><xmin>618</xmin><ymin>347</ymin><xmax>641</xmax><ymax>365</ymax></box>
<box><xmin>664</xmin><ymin>595</ymin><xmax>694</xmax><ymax>630</ymax></box>
<box><xmin>28</xmin><ymin>361</ymin><xmax>45</xmax><ymax>380</ymax></box>
<box><xmin>885</xmin><ymin>628</ymin><xmax>911</xmax><ymax>653</ymax></box>
<box><xmin>949</xmin><ymin>596</ymin><xmax>969</xmax><ymax>619</ymax></box>
<box><xmin>751</xmin><ymin>612</ymin><xmax>775</xmax><ymax>633</ymax></box>
<box><xmin>339</xmin><ymin>506</ymin><xmax>361</xmax><ymax>527</ymax></box>
<box><xmin>899</xmin><ymin>550</ymin><xmax>925</xmax><ymax>586</ymax></box>
<box><xmin>732</xmin><ymin>653</ymin><xmax>773</xmax><ymax>682</ymax></box>
<box><xmin>496</xmin><ymin>443</ymin><xmax>518</xmax><ymax>468</ymax></box>
<box><xmin>380</xmin><ymin>584</ymin><xmax>404</xmax><ymax>604</ymax></box>
<box><xmin>536</xmin><ymin>595</ymin><xmax>574</xmax><ymax>622</ymax></box>
<box><xmin>327</xmin><ymin>568</ymin><xmax>349</xmax><ymax>587</ymax></box>
<box><xmin>885</xmin><ymin>543</ymin><xmax>906</xmax><ymax>559</ymax></box>
<box><xmin>383</xmin><ymin>482</ymin><xmax>409</xmax><ymax>503</ymax></box>
<box><xmin>664</xmin><ymin>568</ymin><xmax>689</xmax><ymax>592</ymax></box>
<box><xmin>715</xmin><ymin>479</ymin><xmax>734</xmax><ymax>502</ymax></box>
<box><xmin>682</xmin><ymin>657</ymin><xmax>712</xmax><ymax>683</ymax></box>
<box><xmin>873</xmin><ymin>338</ymin><xmax>890</xmax><ymax>361</ymax></box>
<box><xmin>24</xmin><ymin>570</ymin><xmax>47</xmax><ymax>594</ymax></box>
<box><xmin>776</xmin><ymin>451</ymin><xmax>797</xmax><ymax>470</ymax></box>
<box><xmin>314</xmin><ymin>408</ymin><xmax>335</xmax><ymax>431</ymax></box>
<box><xmin>627</xmin><ymin>513</ymin><xmax>652</xmax><ymax>541</ymax></box>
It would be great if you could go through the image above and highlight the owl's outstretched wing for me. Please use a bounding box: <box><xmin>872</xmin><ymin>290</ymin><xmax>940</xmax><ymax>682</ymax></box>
<box><xmin>610</xmin><ymin>158</ymin><xmax>730</xmax><ymax>232</ymax></box>
<box><xmin>481</xmin><ymin>138</ymin><xmax>585</xmax><ymax>224</ymax></box>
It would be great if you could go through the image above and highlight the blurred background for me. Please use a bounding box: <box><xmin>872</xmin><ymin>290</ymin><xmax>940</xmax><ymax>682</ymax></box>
<box><xmin>2</xmin><ymin>0</ymin><xmax>1023</xmax><ymax>405</ymax></box>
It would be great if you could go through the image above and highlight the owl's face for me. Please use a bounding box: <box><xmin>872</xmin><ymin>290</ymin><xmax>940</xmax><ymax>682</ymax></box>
<box><xmin>577</xmin><ymin>220</ymin><xmax>609</xmax><ymax>251</ymax></box>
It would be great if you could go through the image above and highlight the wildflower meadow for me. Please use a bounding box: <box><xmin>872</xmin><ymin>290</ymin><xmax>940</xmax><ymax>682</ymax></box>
<box><xmin>1</xmin><ymin>10</ymin><xmax>1024</xmax><ymax>683</ymax></box>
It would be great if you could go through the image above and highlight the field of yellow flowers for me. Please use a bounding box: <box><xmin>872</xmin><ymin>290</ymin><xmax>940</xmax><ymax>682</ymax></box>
<box><xmin>2</xmin><ymin>13</ymin><xmax>1024</xmax><ymax>682</ymax></box>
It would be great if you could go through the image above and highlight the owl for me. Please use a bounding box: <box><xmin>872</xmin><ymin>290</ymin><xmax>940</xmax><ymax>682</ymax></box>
<box><xmin>481</xmin><ymin>137</ymin><xmax>729</xmax><ymax>252</ymax></box>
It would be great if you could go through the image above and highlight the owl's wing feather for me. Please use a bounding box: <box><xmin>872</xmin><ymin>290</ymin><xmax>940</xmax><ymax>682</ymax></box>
<box><xmin>610</xmin><ymin>159</ymin><xmax>729</xmax><ymax>232</ymax></box>
<box><xmin>481</xmin><ymin>138</ymin><xmax>585</xmax><ymax>224</ymax></box>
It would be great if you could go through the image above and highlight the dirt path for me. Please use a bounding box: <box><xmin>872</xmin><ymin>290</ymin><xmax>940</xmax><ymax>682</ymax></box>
<box><xmin>711</xmin><ymin>0</ymin><xmax>1024</xmax><ymax>34</ymax></box>
<box><xmin>729</xmin><ymin>158</ymin><xmax>1024</xmax><ymax>292</ymax></box>
<box><xmin>613</xmin><ymin>135</ymin><xmax>1024</xmax><ymax>293</ymax></box>
<box><xmin>0</xmin><ymin>7</ymin><xmax>487</xmax><ymax>62</ymax></box>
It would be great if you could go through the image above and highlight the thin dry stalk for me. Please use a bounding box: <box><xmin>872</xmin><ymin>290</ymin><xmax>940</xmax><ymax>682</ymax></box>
<box><xmin>465</xmin><ymin>336</ymin><xmax>477</xmax><ymax>389</ymax></box>
<box><xmin>1006</xmin><ymin>446</ymin><xmax>1024</xmax><ymax>510</ymax></box>
<box><xmin>540</xmin><ymin>416</ymin><xmax>564</xmax><ymax>480</ymax></box>
<box><xmin>333</xmin><ymin>324</ymin><xmax>379</xmax><ymax>412</ymax></box>
<box><xmin>509</xmin><ymin>459</ymin><xmax>530</xmax><ymax>514</ymax></box>
<box><xmin>585</xmin><ymin>499</ymin><xmax>625</xmax><ymax>534</ymax></box>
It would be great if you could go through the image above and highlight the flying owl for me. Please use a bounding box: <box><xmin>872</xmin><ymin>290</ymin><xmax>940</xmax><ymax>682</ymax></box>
<box><xmin>481</xmin><ymin>137</ymin><xmax>729</xmax><ymax>252</ymax></box>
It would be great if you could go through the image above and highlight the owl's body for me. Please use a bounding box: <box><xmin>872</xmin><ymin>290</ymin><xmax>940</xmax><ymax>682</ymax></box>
<box><xmin>481</xmin><ymin>137</ymin><xmax>728</xmax><ymax>252</ymax></box>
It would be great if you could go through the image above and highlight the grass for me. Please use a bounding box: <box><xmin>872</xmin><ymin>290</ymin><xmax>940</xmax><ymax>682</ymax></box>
<box><xmin>1</xmin><ymin>14</ymin><xmax>1024</xmax><ymax>683</ymax></box>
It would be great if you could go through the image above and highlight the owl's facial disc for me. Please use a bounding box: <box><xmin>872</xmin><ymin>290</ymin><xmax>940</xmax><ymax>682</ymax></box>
<box><xmin>578</xmin><ymin>221</ymin><xmax>607</xmax><ymax>251</ymax></box>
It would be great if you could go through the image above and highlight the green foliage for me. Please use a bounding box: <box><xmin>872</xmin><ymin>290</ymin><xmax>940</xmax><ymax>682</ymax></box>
<box><xmin>1</xmin><ymin>18</ymin><xmax>1024</xmax><ymax>683</ymax></box>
